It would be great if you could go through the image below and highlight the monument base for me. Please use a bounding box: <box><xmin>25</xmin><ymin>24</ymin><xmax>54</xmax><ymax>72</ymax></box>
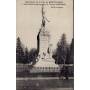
<box><xmin>30</xmin><ymin>58</ymin><xmax>60</xmax><ymax>73</ymax></box>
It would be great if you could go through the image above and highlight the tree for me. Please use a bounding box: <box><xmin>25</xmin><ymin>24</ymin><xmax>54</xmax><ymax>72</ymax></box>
<box><xmin>69</xmin><ymin>38</ymin><xmax>74</xmax><ymax>64</ymax></box>
<box><xmin>65</xmin><ymin>46</ymin><xmax>70</xmax><ymax>64</ymax></box>
<box><xmin>28</xmin><ymin>48</ymin><xmax>38</xmax><ymax>64</ymax></box>
<box><xmin>24</xmin><ymin>47</ymin><xmax>29</xmax><ymax>63</ymax></box>
<box><xmin>53</xmin><ymin>34</ymin><xmax>69</xmax><ymax>79</ymax></box>
<box><xmin>64</xmin><ymin>38</ymin><xmax>74</xmax><ymax>78</ymax></box>
<box><xmin>16</xmin><ymin>37</ymin><xmax>25</xmax><ymax>63</ymax></box>
<box><xmin>65</xmin><ymin>38</ymin><xmax>74</xmax><ymax>64</ymax></box>
<box><xmin>56</xmin><ymin>34</ymin><xmax>68</xmax><ymax>64</ymax></box>
<box><xmin>52</xmin><ymin>50</ymin><xmax>57</xmax><ymax>61</ymax></box>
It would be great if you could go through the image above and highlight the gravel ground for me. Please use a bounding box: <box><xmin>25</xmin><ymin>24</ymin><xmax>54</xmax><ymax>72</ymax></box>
<box><xmin>16</xmin><ymin>78</ymin><xmax>74</xmax><ymax>90</ymax></box>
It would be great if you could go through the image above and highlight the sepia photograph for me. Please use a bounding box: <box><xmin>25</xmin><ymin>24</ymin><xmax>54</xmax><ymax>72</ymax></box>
<box><xmin>16</xmin><ymin>0</ymin><xmax>74</xmax><ymax>90</ymax></box>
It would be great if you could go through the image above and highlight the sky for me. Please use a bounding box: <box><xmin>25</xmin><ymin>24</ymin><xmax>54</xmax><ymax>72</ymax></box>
<box><xmin>16</xmin><ymin>0</ymin><xmax>73</xmax><ymax>50</ymax></box>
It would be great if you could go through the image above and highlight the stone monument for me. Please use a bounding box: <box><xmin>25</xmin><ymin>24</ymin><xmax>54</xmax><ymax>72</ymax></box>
<box><xmin>31</xmin><ymin>5</ymin><xmax>59</xmax><ymax>73</ymax></box>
